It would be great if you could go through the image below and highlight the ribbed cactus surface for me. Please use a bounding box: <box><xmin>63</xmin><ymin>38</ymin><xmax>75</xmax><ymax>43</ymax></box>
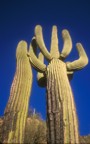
<box><xmin>2</xmin><ymin>25</ymin><xmax>88</xmax><ymax>144</ymax></box>
<box><xmin>28</xmin><ymin>25</ymin><xmax>88</xmax><ymax>144</ymax></box>
<box><xmin>2</xmin><ymin>41</ymin><xmax>32</xmax><ymax>143</ymax></box>
<box><xmin>47</xmin><ymin>59</ymin><xmax>79</xmax><ymax>144</ymax></box>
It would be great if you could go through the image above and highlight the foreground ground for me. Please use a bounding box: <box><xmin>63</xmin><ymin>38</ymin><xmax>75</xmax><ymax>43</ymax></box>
<box><xmin>0</xmin><ymin>114</ymin><xmax>90</xmax><ymax>144</ymax></box>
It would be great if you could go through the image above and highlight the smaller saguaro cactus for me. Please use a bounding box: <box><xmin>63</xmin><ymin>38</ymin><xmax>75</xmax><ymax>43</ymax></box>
<box><xmin>28</xmin><ymin>25</ymin><xmax>88</xmax><ymax>144</ymax></box>
<box><xmin>2</xmin><ymin>41</ymin><xmax>33</xmax><ymax>143</ymax></box>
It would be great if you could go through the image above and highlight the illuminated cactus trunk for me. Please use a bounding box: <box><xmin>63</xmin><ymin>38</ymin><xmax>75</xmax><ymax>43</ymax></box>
<box><xmin>2</xmin><ymin>41</ymin><xmax>32</xmax><ymax>143</ymax></box>
<box><xmin>47</xmin><ymin>59</ymin><xmax>79</xmax><ymax>144</ymax></box>
<box><xmin>28</xmin><ymin>25</ymin><xmax>88</xmax><ymax>144</ymax></box>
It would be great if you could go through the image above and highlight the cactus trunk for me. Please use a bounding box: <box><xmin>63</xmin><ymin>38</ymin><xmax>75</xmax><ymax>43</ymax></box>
<box><xmin>47</xmin><ymin>59</ymin><xmax>79</xmax><ymax>144</ymax></box>
<box><xmin>2</xmin><ymin>41</ymin><xmax>32</xmax><ymax>143</ymax></box>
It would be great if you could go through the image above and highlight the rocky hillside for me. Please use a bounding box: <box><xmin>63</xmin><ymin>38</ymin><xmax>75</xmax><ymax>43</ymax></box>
<box><xmin>0</xmin><ymin>117</ymin><xmax>3</xmax><ymax>143</ymax></box>
<box><xmin>0</xmin><ymin>116</ymin><xmax>90</xmax><ymax>143</ymax></box>
<box><xmin>80</xmin><ymin>135</ymin><xmax>90</xmax><ymax>144</ymax></box>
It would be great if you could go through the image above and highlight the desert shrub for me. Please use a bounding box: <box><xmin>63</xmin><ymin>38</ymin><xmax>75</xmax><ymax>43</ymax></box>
<box><xmin>0</xmin><ymin>117</ymin><xmax>3</xmax><ymax>143</ymax></box>
<box><xmin>0</xmin><ymin>110</ymin><xmax>90</xmax><ymax>144</ymax></box>
<box><xmin>24</xmin><ymin>109</ymin><xmax>47</xmax><ymax>144</ymax></box>
<box><xmin>80</xmin><ymin>135</ymin><xmax>90</xmax><ymax>144</ymax></box>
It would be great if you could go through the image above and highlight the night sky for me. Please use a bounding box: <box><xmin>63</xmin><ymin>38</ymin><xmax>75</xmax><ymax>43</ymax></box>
<box><xmin>0</xmin><ymin>0</ymin><xmax>90</xmax><ymax>136</ymax></box>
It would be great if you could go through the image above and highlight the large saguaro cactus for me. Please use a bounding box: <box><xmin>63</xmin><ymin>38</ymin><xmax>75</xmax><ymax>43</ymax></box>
<box><xmin>28</xmin><ymin>25</ymin><xmax>88</xmax><ymax>144</ymax></box>
<box><xmin>2</xmin><ymin>41</ymin><xmax>33</xmax><ymax>143</ymax></box>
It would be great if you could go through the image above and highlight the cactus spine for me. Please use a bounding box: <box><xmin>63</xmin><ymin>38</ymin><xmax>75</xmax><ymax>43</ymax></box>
<box><xmin>2</xmin><ymin>41</ymin><xmax>32</xmax><ymax>143</ymax></box>
<box><xmin>28</xmin><ymin>25</ymin><xmax>88</xmax><ymax>144</ymax></box>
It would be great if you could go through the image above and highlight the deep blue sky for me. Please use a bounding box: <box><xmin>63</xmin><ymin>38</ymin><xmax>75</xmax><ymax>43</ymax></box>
<box><xmin>0</xmin><ymin>0</ymin><xmax>90</xmax><ymax>136</ymax></box>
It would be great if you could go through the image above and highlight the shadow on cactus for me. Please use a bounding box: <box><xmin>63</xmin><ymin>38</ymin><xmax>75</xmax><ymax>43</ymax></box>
<box><xmin>2</xmin><ymin>25</ymin><xmax>88</xmax><ymax>144</ymax></box>
<box><xmin>28</xmin><ymin>25</ymin><xmax>88</xmax><ymax>144</ymax></box>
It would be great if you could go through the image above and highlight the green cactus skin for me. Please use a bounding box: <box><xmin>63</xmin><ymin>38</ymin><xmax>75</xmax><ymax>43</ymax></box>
<box><xmin>28</xmin><ymin>25</ymin><xmax>89</xmax><ymax>144</ymax></box>
<box><xmin>60</xmin><ymin>29</ymin><xmax>72</xmax><ymax>59</ymax></box>
<box><xmin>50</xmin><ymin>26</ymin><xmax>59</xmax><ymax>58</ymax></box>
<box><xmin>47</xmin><ymin>59</ymin><xmax>79</xmax><ymax>144</ymax></box>
<box><xmin>29</xmin><ymin>38</ymin><xmax>46</xmax><ymax>72</ymax></box>
<box><xmin>2</xmin><ymin>41</ymin><xmax>32</xmax><ymax>143</ymax></box>
<box><xmin>35</xmin><ymin>25</ymin><xmax>52</xmax><ymax>60</ymax></box>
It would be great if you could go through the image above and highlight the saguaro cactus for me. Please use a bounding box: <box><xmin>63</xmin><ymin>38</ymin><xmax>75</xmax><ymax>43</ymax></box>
<box><xmin>28</xmin><ymin>25</ymin><xmax>88</xmax><ymax>144</ymax></box>
<box><xmin>2</xmin><ymin>41</ymin><xmax>33</xmax><ymax>143</ymax></box>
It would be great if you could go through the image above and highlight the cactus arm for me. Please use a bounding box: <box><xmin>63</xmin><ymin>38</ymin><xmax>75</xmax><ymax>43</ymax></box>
<box><xmin>37</xmin><ymin>52</ymin><xmax>46</xmax><ymax>87</ymax></box>
<box><xmin>29</xmin><ymin>38</ymin><xmax>46</xmax><ymax>72</ymax></box>
<box><xmin>60</xmin><ymin>29</ymin><xmax>72</xmax><ymax>59</ymax></box>
<box><xmin>50</xmin><ymin>26</ymin><xmax>60</xmax><ymax>58</ymax></box>
<box><xmin>66</xmin><ymin>43</ymin><xmax>88</xmax><ymax>71</ymax></box>
<box><xmin>35</xmin><ymin>25</ymin><xmax>52</xmax><ymax>60</ymax></box>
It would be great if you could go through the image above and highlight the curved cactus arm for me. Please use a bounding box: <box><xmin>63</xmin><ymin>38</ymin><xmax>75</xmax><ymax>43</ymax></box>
<box><xmin>29</xmin><ymin>38</ymin><xmax>46</xmax><ymax>72</ymax></box>
<box><xmin>37</xmin><ymin>52</ymin><xmax>46</xmax><ymax>87</ymax></box>
<box><xmin>66</xmin><ymin>43</ymin><xmax>88</xmax><ymax>71</ymax></box>
<box><xmin>50</xmin><ymin>26</ymin><xmax>60</xmax><ymax>58</ymax></box>
<box><xmin>35</xmin><ymin>25</ymin><xmax>52</xmax><ymax>60</ymax></box>
<box><xmin>60</xmin><ymin>29</ymin><xmax>72</xmax><ymax>59</ymax></box>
